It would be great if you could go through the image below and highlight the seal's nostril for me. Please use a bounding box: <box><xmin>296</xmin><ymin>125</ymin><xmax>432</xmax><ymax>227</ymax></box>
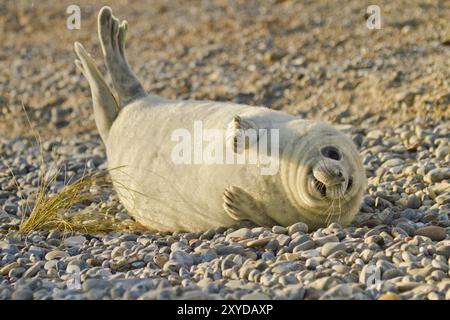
<box><xmin>321</xmin><ymin>146</ymin><xmax>341</xmax><ymax>161</ymax></box>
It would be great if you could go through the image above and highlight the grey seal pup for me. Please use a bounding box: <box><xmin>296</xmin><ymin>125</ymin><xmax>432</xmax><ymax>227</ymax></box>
<box><xmin>74</xmin><ymin>7</ymin><xmax>366</xmax><ymax>232</ymax></box>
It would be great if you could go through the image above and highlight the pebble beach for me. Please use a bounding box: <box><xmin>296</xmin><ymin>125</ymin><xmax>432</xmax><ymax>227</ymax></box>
<box><xmin>1</xmin><ymin>0</ymin><xmax>450</xmax><ymax>300</ymax></box>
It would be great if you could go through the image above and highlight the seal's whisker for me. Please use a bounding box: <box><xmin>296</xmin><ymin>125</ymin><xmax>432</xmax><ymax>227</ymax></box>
<box><xmin>325</xmin><ymin>199</ymin><xmax>335</xmax><ymax>225</ymax></box>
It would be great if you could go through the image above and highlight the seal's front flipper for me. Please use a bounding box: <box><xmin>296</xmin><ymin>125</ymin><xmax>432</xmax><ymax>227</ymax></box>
<box><xmin>223</xmin><ymin>186</ymin><xmax>277</xmax><ymax>227</ymax></box>
<box><xmin>74</xmin><ymin>42</ymin><xmax>118</xmax><ymax>143</ymax></box>
<box><xmin>226</xmin><ymin>116</ymin><xmax>265</xmax><ymax>153</ymax></box>
<box><xmin>98</xmin><ymin>7</ymin><xmax>147</xmax><ymax>107</ymax></box>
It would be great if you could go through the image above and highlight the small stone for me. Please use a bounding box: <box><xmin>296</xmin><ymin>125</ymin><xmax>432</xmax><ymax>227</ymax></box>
<box><xmin>83</xmin><ymin>278</ymin><xmax>112</xmax><ymax>291</ymax></box>
<box><xmin>415</xmin><ymin>226</ymin><xmax>446</xmax><ymax>241</ymax></box>
<box><xmin>321</xmin><ymin>242</ymin><xmax>346</xmax><ymax>257</ymax></box>
<box><xmin>216</xmin><ymin>244</ymin><xmax>244</xmax><ymax>255</ymax></box>
<box><xmin>169</xmin><ymin>251</ymin><xmax>194</xmax><ymax>267</ymax></box>
<box><xmin>305</xmin><ymin>257</ymin><xmax>322</xmax><ymax>269</ymax></box>
<box><xmin>28</xmin><ymin>246</ymin><xmax>45</xmax><ymax>258</ymax></box>
<box><xmin>225</xmin><ymin>228</ymin><xmax>253</xmax><ymax>240</ymax></box>
<box><xmin>314</xmin><ymin>235</ymin><xmax>339</xmax><ymax>246</ymax></box>
<box><xmin>435</xmin><ymin>145</ymin><xmax>450</xmax><ymax>159</ymax></box>
<box><xmin>288</xmin><ymin>222</ymin><xmax>308</xmax><ymax>235</ymax></box>
<box><xmin>308</xmin><ymin>276</ymin><xmax>341</xmax><ymax>291</ymax></box>
<box><xmin>23</xmin><ymin>261</ymin><xmax>45</xmax><ymax>278</ymax></box>
<box><xmin>44</xmin><ymin>260</ymin><xmax>58</xmax><ymax>271</ymax></box>
<box><xmin>406</xmin><ymin>194</ymin><xmax>421</xmax><ymax>209</ymax></box>
<box><xmin>154</xmin><ymin>255</ymin><xmax>168</xmax><ymax>268</ymax></box>
<box><xmin>293</xmin><ymin>240</ymin><xmax>316</xmax><ymax>252</ymax></box>
<box><xmin>446</xmin><ymin>289</ymin><xmax>450</xmax><ymax>300</ymax></box>
<box><xmin>12</xmin><ymin>289</ymin><xmax>33</xmax><ymax>300</ymax></box>
<box><xmin>9</xmin><ymin>267</ymin><xmax>26</xmax><ymax>278</ymax></box>
<box><xmin>0</xmin><ymin>262</ymin><xmax>19</xmax><ymax>276</ymax></box>
<box><xmin>64</xmin><ymin>236</ymin><xmax>86</xmax><ymax>247</ymax></box>
<box><xmin>382</xmin><ymin>269</ymin><xmax>403</xmax><ymax>280</ymax></box>
<box><xmin>246</xmin><ymin>237</ymin><xmax>273</xmax><ymax>248</ymax></box>
<box><xmin>378</xmin><ymin>292</ymin><xmax>401</xmax><ymax>300</ymax></box>
<box><xmin>45</xmin><ymin>250</ymin><xmax>69</xmax><ymax>260</ymax></box>
<box><xmin>0</xmin><ymin>242</ymin><xmax>19</xmax><ymax>254</ymax></box>
<box><xmin>366</xmin><ymin>129</ymin><xmax>383</xmax><ymax>140</ymax></box>
<box><xmin>241</xmin><ymin>292</ymin><xmax>270</xmax><ymax>300</ymax></box>
<box><xmin>409</xmin><ymin>266</ymin><xmax>433</xmax><ymax>278</ymax></box>
<box><xmin>357</xmin><ymin>219</ymin><xmax>382</xmax><ymax>228</ymax></box>
<box><xmin>265</xmin><ymin>239</ymin><xmax>279</xmax><ymax>251</ymax></box>
<box><xmin>424</xmin><ymin>168</ymin><xmax>450</xmax><ymax>183</ymax></box>
<box><xmin>436</xmin><ymin>194</ymin><xmax>450</xmax><ymax>205</ymax></box>
<box><xmin>272</xmin><ymin>226</ymin><xmax>287</xmax><ymax>234</ymax></box>
<box><xmin>436</xmin><ymin>245</ymin><xmax>450</xmax><ymax>259</ymax></box>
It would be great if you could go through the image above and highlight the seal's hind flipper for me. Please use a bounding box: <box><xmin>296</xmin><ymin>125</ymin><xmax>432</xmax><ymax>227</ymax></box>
<box><xmin>98</xmin><ymin>6</ymin><xmax>147</xmax><ymax>107</ymax></box>
<box><xmin>223</xmin><ymin>186</ymin><xmax>276</xmax><ymax>227</ymax></box>
<box><xmin>226</xmin><ymin>116</ymin><xmax>263</xmax><ymax>153</ymax></box>
<box><xmin>74</xmin><ymin>42</ymin><xmax>118</xmax><ymax>143</ymax></box>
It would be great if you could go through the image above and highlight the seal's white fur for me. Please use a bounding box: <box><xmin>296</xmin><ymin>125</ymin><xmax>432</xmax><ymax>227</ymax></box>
<box><xmin>74</xmin><ymin>7</ymin><xmax>367</xmax><ymax>232</ymax></box>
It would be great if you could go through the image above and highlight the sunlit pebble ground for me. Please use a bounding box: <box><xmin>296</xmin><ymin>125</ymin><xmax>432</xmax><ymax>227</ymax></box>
<box><xmin>1</xmin><ymin>0</ymin><xmax>450</xmax><ymax>300</ymax></box>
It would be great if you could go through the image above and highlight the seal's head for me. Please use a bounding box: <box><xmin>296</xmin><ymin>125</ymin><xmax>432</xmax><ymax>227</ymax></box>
<box><xmin>280</xmin><ymin>120</ymin><xmax>366</xmax><ymax>229</ymax></box>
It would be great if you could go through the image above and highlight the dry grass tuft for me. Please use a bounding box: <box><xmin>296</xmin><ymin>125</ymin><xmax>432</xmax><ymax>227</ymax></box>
<box><xmin>18</xmin><ymin>168</ymin><xmax>143</xmax><ymax>234</ymax></box>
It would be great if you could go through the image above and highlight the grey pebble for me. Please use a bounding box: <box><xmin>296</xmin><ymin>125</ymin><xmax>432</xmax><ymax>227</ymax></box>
<box><xmin>321</xmin><ymin>242</ymin><xmax>346</xmax><ymax>257</ymax></box>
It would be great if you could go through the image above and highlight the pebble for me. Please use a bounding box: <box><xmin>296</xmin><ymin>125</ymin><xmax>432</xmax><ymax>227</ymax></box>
<box><xmin>23</xmin><ymin>261</ymin><xmax>45</xmax><ymax>278</ymax></box>
<box><xmin>436</xmin><ymin>245</ymin><xmax>450</xmax><ymax>259</ymax></box>
<box><xmin>12</xmin><ymin>289</ymin><xmax>34</xmax><ymax>300</ymax></box>
<box><xmin>293</xmin><ymin>240</ymin><xmax>316</xmax><ymax>252</ymax></box>
<box><xmin>45</xmin><ymin>250</ymin><xmax>70</xmax><ymax>260</ymax></box>
<box><xmin>0</xmin><ymin>262</ymin><xmax>20</xmax><ymax>276</ymax></box>
<box><xmin>321</xmin><ymin>242</ymin><xmax>346</xmax><ymax>257</ymax></box>
<box><xmin>9</xmin><ymin>267</ymin><xmax>26</xmax><ymax>278</ymax></box>
<box><xmin>64</xmin><ymin>236</ymin><xmax>87</xmax><ymax>247</ymax></box>
<box><xmin>169</xmin><ymin>251</ymin><xmax>194</xmax><ymax>267</ymax></box>
<box><xmin>424</xmin><ymin>168</ymin><xmax>450</xmax><ymax>183</ymax></box>
<box><xmin>225</xmin><ymin>228</ymin><xmax>253</xmax><ymax>240</ymax></box>
<box><xmin>83</xmin><ymin>279</ymin><xmax>112</xmax><ymax>291</ymax></box>
<box><xmin>241</xmin><ymin>292</ymin><xmax>270</xmax><ymax>300</ymax></box>
<box><xmin>378</xmin><ymin>292</ymin><xmax>401</xmax><ymax>300</ymax></box>
<box><xmin>272</xmin><ymin>226</ymin><xmax>287</xmax><ymax>234</ymax></box>
<box><xmin>415</xmin><ymin>226</ymin><xmax>447</xmax><ymax>241</ymax></box>
<box><xmin>287</xmin><ymin>222</ymin><xmax>308</xmax><ymax>235</ymax></box>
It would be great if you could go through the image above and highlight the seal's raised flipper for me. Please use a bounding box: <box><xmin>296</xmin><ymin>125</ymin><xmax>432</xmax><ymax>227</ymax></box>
<box><xmin>74</xmin><ymin>42</ymin><xmax>118</xmax><ymax>143</ymax></box>
<box><xmin>226</xmin><ymin>116</ymin><xmax>264</xmax><ymax>154</ymax></box>
<box><xmin>223</xmin><ymin>186</ymin><xmax>277</xmax><ymax>226</ymax></box>
<box><xmin>98</xmin><ymin>6</ymin><xmax>147</xmax><ymax>107</ymax></box>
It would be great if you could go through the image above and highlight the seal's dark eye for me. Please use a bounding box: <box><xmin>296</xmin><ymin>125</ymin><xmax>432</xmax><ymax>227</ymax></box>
<box><xmin>321</xmin><ymin>146</ymin><xmax>341</xmax><ymax>160</ymax></box>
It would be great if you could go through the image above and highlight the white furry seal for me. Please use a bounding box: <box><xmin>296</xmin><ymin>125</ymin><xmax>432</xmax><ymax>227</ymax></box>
<box><xmin>74</xmin><ymin>7</ymin><xmax>366</xmax><ymax>232</ymax></box>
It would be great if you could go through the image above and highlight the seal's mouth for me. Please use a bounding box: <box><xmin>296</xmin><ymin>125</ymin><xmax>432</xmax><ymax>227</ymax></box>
<box><xmin>312</xmin><ymin>176</ymin><xmax>353</xmax><ymax>199</ymax></box>
<box><xmin>313</xmin><ymin>177</ymin><xmax>327</xmax><ymax>197</ymax></box>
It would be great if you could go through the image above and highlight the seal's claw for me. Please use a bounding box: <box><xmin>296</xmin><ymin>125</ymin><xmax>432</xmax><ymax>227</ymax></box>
<box><xmin>118</xmin><ymin>20</ymin><xmax>128</xmax><ymax>52</ymax></box>
<box><xmin>222</xmin><ymin>186</ymin><xmax>276</xmax><ymax>227</ymax></box>
<box><xmin>226</xmin><ymin>116</ymin><xmax>259</xmax><ymax>154</ymax></box>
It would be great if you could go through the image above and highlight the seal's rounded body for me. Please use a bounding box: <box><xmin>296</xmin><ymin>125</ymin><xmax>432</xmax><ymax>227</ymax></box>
<box><xmin>74</xmin><ymin>7</ymin><xmax>367</xmax><ymax>232</ymax></box>
<box><xmin>107</xmin><ymin>99</ymin><xmax>275</xmax><ymax>231</ymax></box>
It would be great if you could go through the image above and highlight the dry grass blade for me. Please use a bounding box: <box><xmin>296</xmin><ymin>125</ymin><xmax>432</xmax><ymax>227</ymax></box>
<box><xmin>18</xmin><ymin>170</ymin><xmax>143</xmax><ymax>234</ymax></box>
